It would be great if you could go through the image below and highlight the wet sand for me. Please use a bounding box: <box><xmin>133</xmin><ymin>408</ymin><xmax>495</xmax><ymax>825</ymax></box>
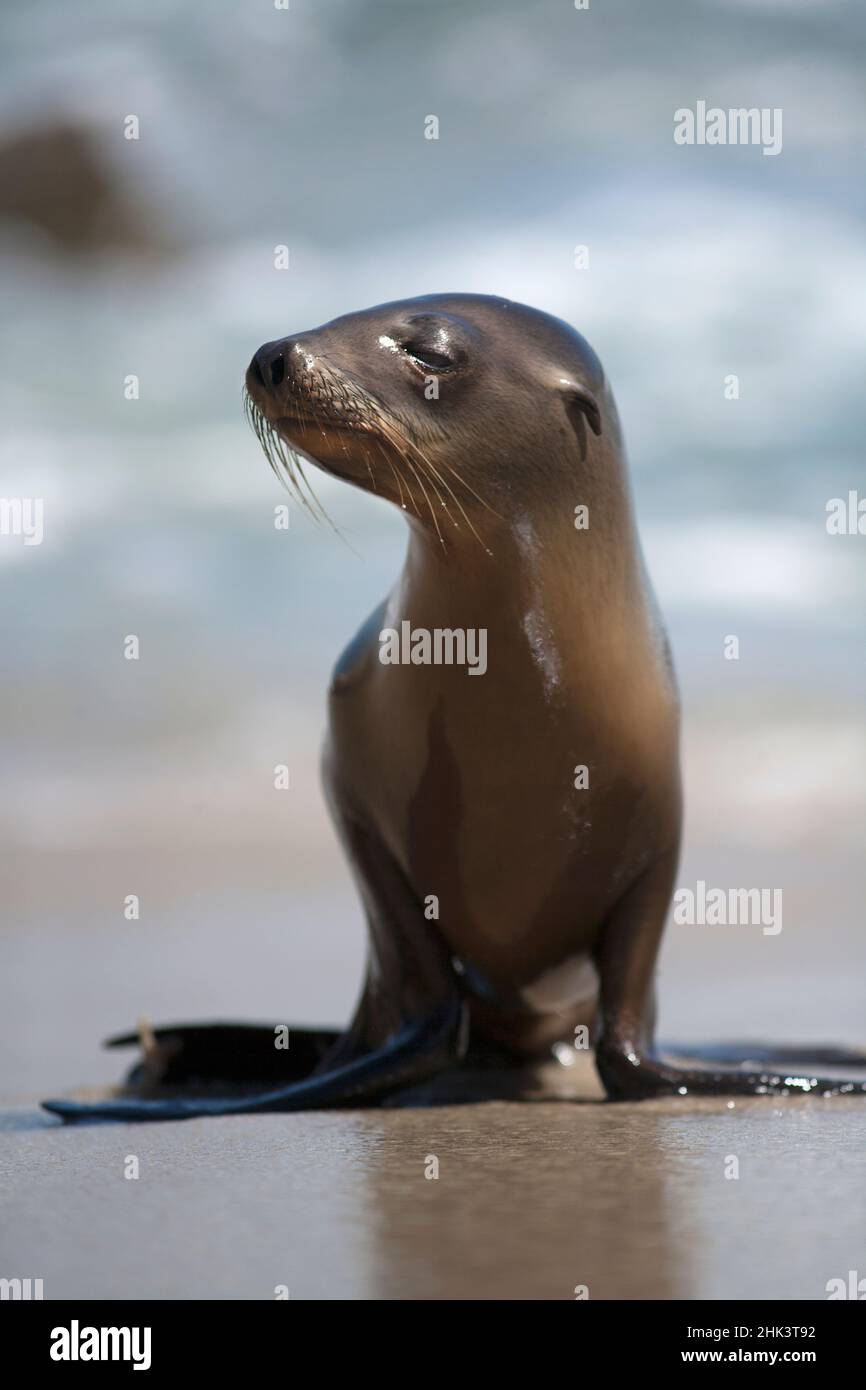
<box><xmin>4</xmin><ymin>1082</ymin><xmax>866</xmax><ymax>1300</ymax></box>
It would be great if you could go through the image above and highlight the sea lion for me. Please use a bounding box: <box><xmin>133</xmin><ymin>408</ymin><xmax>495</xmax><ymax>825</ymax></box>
<box><xmin>44</xmin><ymin>294</ymin><xmax>866</xmax><ymax>1121</ymax></box>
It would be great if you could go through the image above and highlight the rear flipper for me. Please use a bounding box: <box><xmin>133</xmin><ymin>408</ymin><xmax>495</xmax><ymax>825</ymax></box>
<box><xmin>598</xmin><ymin>1041</ymin><xmax>866</xmax><ymax>1101</ymax></box>
<box><xmin>42</xmin><ymin>997</ymin><xmax>466</xmax><ymax>1123</ymax></box>
<box><xmin>104</xmin><ymin>1019</ymin><xmax>342</xmax><ymax>1091</ymax></box>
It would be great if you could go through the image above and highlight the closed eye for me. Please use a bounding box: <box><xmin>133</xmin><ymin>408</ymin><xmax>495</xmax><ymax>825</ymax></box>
<box><xmin>402</xmin><ymin>343</ymin><xmax>456</xmax><ymax>373</ymax></box>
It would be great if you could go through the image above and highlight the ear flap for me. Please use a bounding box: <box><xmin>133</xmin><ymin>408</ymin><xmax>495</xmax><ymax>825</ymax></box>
<box><xmin>562</xmin><ymin>381</ymin><xmax>602</xmax><ymax>440</ymax></box>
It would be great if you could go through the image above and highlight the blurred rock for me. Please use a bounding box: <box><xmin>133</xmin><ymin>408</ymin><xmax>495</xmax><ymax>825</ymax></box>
<box><xmin>0</xmin><ymin>120</ymin><xmax>174</xmax><ymax>257</ymax></box>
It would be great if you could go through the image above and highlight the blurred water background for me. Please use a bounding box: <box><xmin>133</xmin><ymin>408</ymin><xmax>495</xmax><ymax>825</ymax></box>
<box><xmin>1</xmin><ymin>0</ymin><xmax>864</xmax><ymax>1102</ymax></box>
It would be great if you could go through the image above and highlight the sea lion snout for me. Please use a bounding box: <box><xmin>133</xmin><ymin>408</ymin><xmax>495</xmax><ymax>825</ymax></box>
<box><xmin>248</xmin><ymin>338</ymin><xmax>291</xmax><ymax>394</ymax></box>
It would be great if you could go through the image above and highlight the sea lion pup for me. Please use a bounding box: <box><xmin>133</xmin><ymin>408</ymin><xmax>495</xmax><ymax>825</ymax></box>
<box><xmin>44</xmin><ymin>294</ymin><xmax>866</xmax><ymax>1121</ymax></box>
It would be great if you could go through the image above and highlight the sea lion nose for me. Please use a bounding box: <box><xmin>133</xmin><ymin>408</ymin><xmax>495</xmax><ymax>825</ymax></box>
<box><xmin>253</xmin><ymin>342</ymin><xmax>286</xmax><ymax>389</ymax></box>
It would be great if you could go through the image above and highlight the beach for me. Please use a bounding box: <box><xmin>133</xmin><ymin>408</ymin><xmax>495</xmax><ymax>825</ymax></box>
<box><xmin>2</xmin><ymin>0</ymin><xmax>865</xmax><ymax>1302</ymax></box>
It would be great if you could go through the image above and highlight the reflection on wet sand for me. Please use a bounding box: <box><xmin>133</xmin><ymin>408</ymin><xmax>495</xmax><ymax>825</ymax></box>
<box><xmin>363</xmin><ymin>1058</ymin><xmax>684</xmax><ymax>1300</ymax></box>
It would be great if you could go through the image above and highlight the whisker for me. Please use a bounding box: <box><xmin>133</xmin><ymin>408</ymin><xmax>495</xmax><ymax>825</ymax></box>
<box><xmin>377</xmin><ymin>417</ymin><xmax>442</xmax><ymax>532</ymax></box>
<box><xmin>437</xmin><ymin>456</ymin><xmax>504</xmax><ymax>524</ymax></box>
<box><xmin>382</xmin><ymin>422</ymin><xmax>443</xmax><ymax>545</ymax></box>
<box><xmin>406</xmin><ymin>439</ymin><xmax>491</xmax><ymax>553</ymax></box>
<box><xmin>373</xmin><ymin>436</ymin><xmax>410</xmax><ymax>514</ymax></box>
<box><xmin>243</xmin><ymin>389</ymin><xmax>363</xmax><ymax>556</ymax></box>
<box><xmin>243</xmin><ymin>372</ymin><xmax>494</xmax><ymax>558</ymax></box>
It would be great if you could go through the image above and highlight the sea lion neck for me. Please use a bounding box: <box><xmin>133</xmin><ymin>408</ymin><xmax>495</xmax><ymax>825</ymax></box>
<box><xmin>391</xmin><ymin>517</ymin><xmax>649</xmax><ymax>694</ymax></box>
<box><xmin>400</xmin><ymin>485</ymin><xmax>644</xmax><ymax>613</ymax></box>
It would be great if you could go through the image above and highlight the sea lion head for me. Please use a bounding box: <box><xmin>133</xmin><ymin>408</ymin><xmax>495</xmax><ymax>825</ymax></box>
<box><xmin>244</xmin><ymin>294</ymin><xmax>619</xmax><ymax>545</ymax></box>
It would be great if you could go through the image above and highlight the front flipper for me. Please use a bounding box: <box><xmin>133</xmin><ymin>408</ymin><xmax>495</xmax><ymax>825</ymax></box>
<box><xmin>105</xmin><ymin>1019</ymin><xmax>342</xmax><ymax>1090</ymax></box>
<box><xmin>41</xmin><ymin>997</ymin><xmax>466</xmax><ymax>1123</ymax></box>
<box><xmin>598</xmin><ymin>1041</ymin><xmax>866</xmax><ymax>1100</ymax></box>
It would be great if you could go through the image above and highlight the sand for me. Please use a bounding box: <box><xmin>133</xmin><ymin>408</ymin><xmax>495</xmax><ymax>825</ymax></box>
<box><xmin>4</xmin><ymin>1085</ymin><xmax>866</xmax><ymax>1300</ymax></box>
